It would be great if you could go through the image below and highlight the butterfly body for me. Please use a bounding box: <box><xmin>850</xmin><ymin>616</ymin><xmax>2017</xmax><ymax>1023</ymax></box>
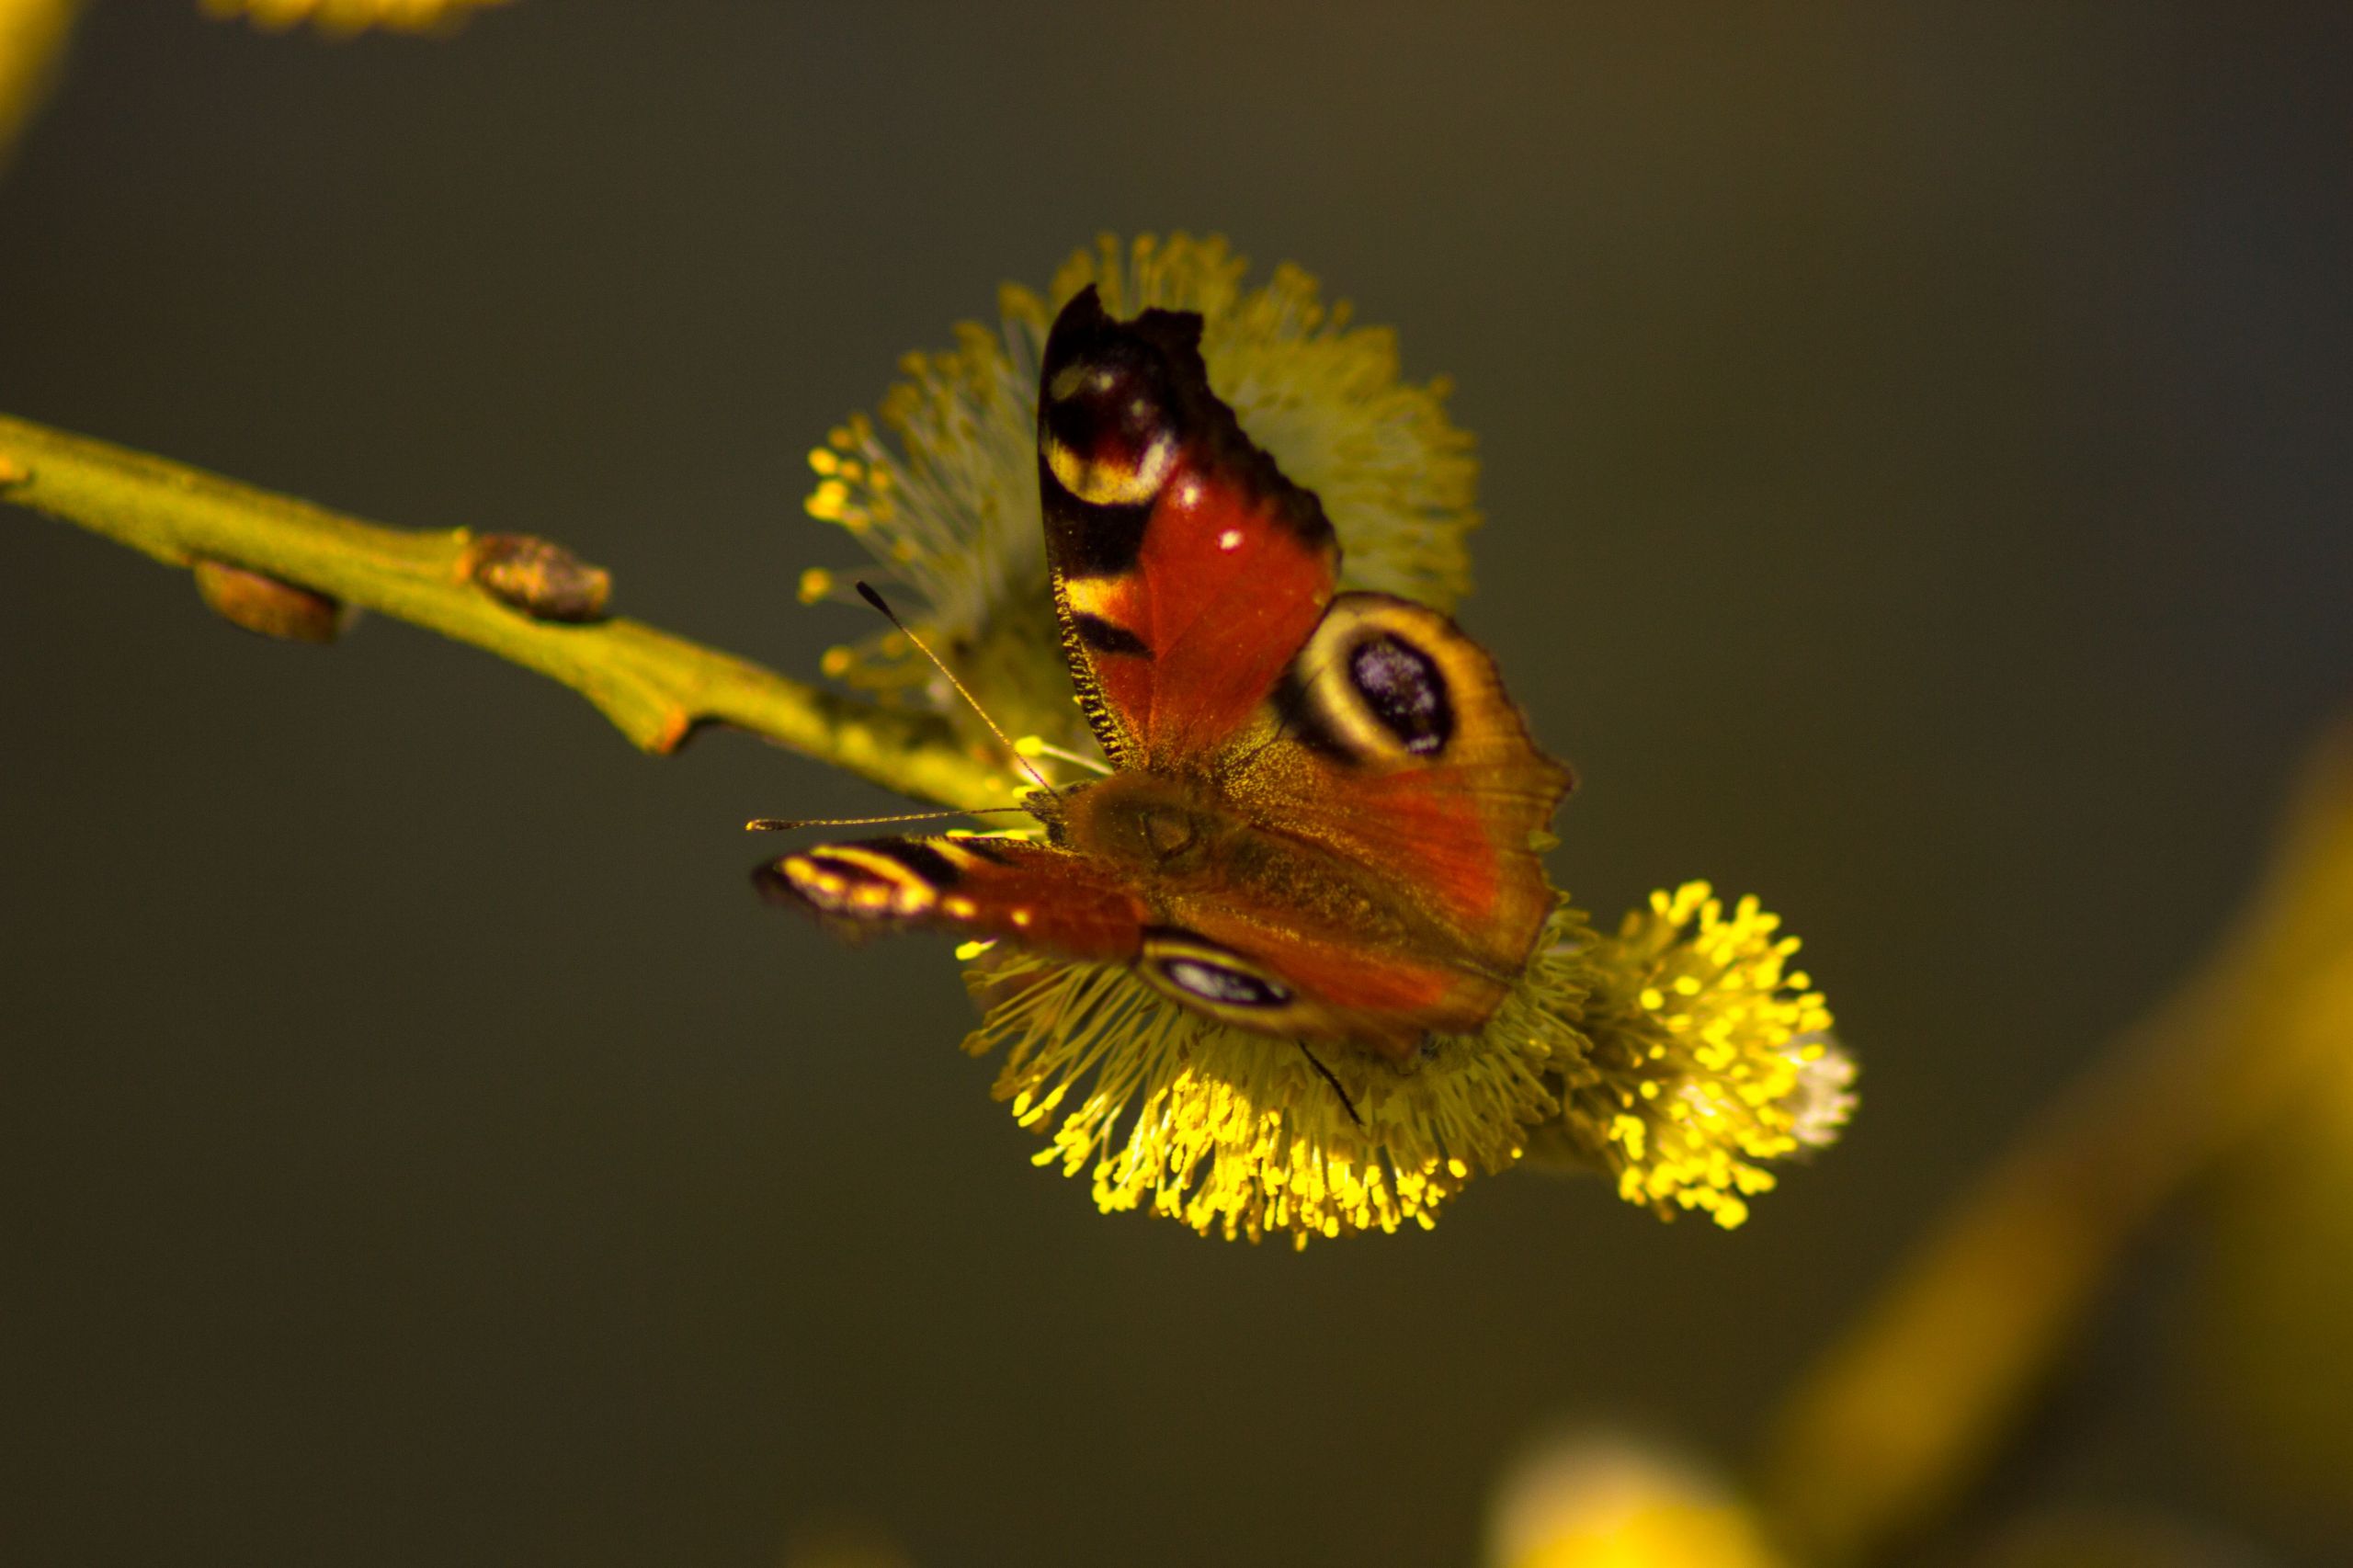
<box><xmin>770</xmin><ymin>288</ymin><xmax>1573</xmax><ymax>1061</ymax></box>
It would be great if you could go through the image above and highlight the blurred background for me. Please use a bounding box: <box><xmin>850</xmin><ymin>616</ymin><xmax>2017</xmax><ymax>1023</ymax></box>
<box><xmin>2</xmin><ymin>5</ymin><xmax>2348</xmax><ymax>1564</ymax></box>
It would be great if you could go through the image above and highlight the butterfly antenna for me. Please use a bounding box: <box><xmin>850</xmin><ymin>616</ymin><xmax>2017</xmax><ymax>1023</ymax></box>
<box><xmin>1297</xmin><ymin>1042</ymin><xmax>1365</xmax><ymax>1129</ymax></box>
<box><xmin>746</xmin><ymin>807</ymin><xmax>1032</xmax><ymax>833</ymax></box>
<box><xmin>854</xmin><ymin>580</ymin><xmax>1062</xmax><ymax>801</ymax></box>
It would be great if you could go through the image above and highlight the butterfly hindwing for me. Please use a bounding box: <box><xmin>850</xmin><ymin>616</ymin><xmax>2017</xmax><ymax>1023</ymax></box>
<box><xmin>1037</xmin><ymin>285</ymin><xmax>1339</xmax><ymax>771</ymax></box>
<box><xmin>1144</xmin><ymin>904</ymin><xmax>1502</xmax><ymax>1057</ymax></box>
<box><xmin>1256</xmin><ymin>592</ymin><xmax>1571</xmax><ymax>947</ymax></box>
<box><xmin>1160</xmin><ymin>593</ymin><xmax>1573</xmax><ymax>1054</ymax></box>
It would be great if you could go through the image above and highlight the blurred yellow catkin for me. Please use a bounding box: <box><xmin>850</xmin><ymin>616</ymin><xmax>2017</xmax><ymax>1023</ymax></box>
<box><xmin>1488</xmin><ymin>1432</ymin><xmax>1785</xmax><ymax>1568</ymax></box>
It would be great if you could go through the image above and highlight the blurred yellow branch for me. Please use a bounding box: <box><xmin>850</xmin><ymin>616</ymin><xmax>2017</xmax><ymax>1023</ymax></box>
<box><xmin>0</xmin><ymin>0</ymin><xmax>81</xmax><ymax>167</ymax></box>
<box><xmin>201</xmin><ymin>0</ymin><xmax>510</xmax><ymax>37</ymax></box>
<box><xmin>1760</xmin><ymin>722</ymin><xmax>2353</xmax><ymax>1564</ymax></box>
<box><xmin>0</xmin><ymin>412</ymin><xmax>1013</xmax><ymax>806</ymax></box>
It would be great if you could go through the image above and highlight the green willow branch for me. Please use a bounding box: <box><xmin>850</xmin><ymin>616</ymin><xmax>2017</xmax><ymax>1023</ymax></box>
<box><xmin>0</xmin><ymin>412</ymin><xmax>1012</xmax><ymax>807</ymax></box>
<box><xmin>1758</xmin><ymin>722</ymin><xmax>2353</xmax><ymax>1565</ymax></box>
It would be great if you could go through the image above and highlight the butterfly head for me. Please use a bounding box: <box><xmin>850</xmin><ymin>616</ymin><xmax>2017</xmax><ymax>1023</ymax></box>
<box><xmin>1019</xmin><ymin>780</ymin><xmax>1072</xmax><ymax>839</ymax></box>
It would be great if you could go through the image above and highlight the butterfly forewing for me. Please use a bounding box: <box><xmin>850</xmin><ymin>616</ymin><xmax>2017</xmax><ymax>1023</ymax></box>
<box><xmin>759</xmin><ymin>835</ymin><xmax>1147</xmax><ymax>960</ymax></box>
<box><xmin>1037</xmin><ymin>286</ymin><xmax>1339</xmax><ymax>771</ymax></box>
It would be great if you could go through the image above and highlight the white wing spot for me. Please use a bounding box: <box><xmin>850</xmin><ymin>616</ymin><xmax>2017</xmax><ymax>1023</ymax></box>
<box><xmin>1217</xmin><ymin>528</ymin><xmax>1244</xmax><ymax>551</ymax></box>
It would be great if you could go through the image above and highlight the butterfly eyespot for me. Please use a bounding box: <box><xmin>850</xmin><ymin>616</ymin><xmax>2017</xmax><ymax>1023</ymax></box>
<box><xmin>1282</xmin><ymin>597</ymin><xmax>1468</xmax><ymax>765</ymax></box>
<box><xmin>1160</xmin><ymin>957</ymin><xmax>1289</xmax><ymax>1007</ymax></box>
<box><xmin>1346</xmin><ymin>632</ymin><xmax>1454</xmax><ymax>756</ymax></box>
<box><xmin>1042</xmin><ymin>344</ymin><xmax>1179</xmax><ymax>508</ymax></box>
<box><xmin>1140</xmin><ymin>931</ymin><xmax>1295</xmax><ymax>1015</ymax></box>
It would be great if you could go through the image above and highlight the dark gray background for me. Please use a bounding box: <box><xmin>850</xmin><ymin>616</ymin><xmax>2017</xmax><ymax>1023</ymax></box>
<box><xmin>4</xmin><ymin>5</ymin><xmax>2348</xmax><ymax>1565</ymax></box>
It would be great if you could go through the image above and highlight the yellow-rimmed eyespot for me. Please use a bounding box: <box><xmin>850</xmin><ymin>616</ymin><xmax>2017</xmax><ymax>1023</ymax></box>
<box><xmin>1278</xmin><ymin>595</ymin><xmax>1481</xmax><ymax>765</ymax></box>
<box><xmin>1137</xmin><ymin>930</ymin><xmax>1311</xmax><ymax>1029</ymax></box>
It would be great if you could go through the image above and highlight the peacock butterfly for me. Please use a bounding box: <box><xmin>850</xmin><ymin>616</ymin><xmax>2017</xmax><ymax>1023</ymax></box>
<box><xmin>763</xmin><ymin>286</ymin><xmax>1574</xmax><ymax>1061</ymax></box>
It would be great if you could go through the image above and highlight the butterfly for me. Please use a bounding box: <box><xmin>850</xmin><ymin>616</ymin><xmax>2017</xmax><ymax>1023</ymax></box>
<box><xmin>763</xmin><ymin>286</ymin><xmax>1574</xmax><ymax>1061</ymax></box>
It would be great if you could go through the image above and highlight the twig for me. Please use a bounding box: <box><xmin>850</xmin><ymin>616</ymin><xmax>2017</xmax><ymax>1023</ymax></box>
<box><xmin>0</xmin><ymin>412</ymin><xmax>1016</xmax><ymax>808</ymax></box>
